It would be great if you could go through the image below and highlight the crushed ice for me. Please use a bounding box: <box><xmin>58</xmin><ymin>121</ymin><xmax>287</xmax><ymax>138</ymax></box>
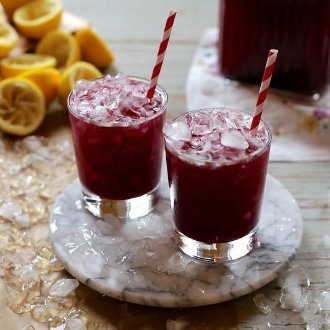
<box><xmin>253</xmin><ymin>293</ymin><xmax>272</xmax><ymax>314</ymax></box>
<box><xmin>71</xmin><ymin>74</ymin><xmax>164</xmax><ymax>125</ymax></box>
<box><xmin>253</xmin><ymin>265</ymin><xmax>330</xmax><ymax>328</ymax></box>
<box><xmin>49</xmin><ymin>279</ymin><xmax>79</xmax><ymax>297</ymax></box>
<box><xmin>164</xmin><ymin>108</ymin><xmax>268</xmax><ymax>164</ymax></box>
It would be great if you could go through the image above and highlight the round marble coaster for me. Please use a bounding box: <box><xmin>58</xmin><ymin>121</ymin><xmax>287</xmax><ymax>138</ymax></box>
<box><xmin>49</xmin><ymin>173</ymin><xmax>303</xmax><ymax>308</ymax></box>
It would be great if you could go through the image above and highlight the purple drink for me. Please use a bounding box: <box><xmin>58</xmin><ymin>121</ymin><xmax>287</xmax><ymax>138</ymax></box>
<box><xmin>164</xmin><ymin>108</ymin><xmax>271</xmax><ymax>261</ymax></box>
<box><xmin>68</xmin><ymin>74</ymin><xmax>167</xmax><ymax>219</ymax></box>
<box><xmin>219</xmin><ymin>0</ymin><xmax>330</xmax><ymax>97</ymax></box>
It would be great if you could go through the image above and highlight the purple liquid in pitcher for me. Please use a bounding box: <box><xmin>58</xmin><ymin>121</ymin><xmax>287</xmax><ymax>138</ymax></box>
<box><xmin>219</xmin><ymin>0</ymin><xmax>330</xmax><ymax>96</ymax></box>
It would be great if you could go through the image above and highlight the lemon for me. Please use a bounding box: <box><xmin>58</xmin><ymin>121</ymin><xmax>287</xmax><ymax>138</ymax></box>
<box><xmin>58</xmin><ymin>61</ymin><xmax>102</xmax><ymax>107</ymax></box>
<box><xmin>0</xmin><ymin>22</ymin><xmax>19</xmax><ymax>58</ymax></box>
<box><xmin>1</xmin><ymin>54</ymin><xmax>56</xmax><ymax>78</ymax></box>
<box><xmin>0</xmin><ymin>77</ymin><xmax>46</xmax><ymax>136</ymax></box>
<box><xmin>36</xmin><ymin>30</ymin><xmax>80</xmax><ymax>69</ymax></box>
<box><xmin>0</xmin><ymin>5</ymin><xmax>9</xmax><ymax>22</ymax></box>
<box><xmin>76</xmin><ymin>27</ymin><xmax>115</xmax><ymax>68</ymax></box>
<box><xmin>13</xmin><ymin>0</ymin><xmax>63</xmax><ymax>39</ymax></box>
<box><xmin>20</xmin><ymin>68</ymin><xmax>61</xmax><ymax>104</ymax></box>
<box><xmin>1</xmin><ymin>0</ymin><xmax>35</xmax><ymax>21</ymax></box>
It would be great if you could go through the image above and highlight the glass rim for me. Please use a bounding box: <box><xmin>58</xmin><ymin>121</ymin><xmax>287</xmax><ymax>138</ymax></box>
<box><xmin>67</xmin><ymin>75</ymin><xmax>168</xmax><ymax>127</ymax></box>
<box><xmin>163</xmin><ymin>107</ymin><xmax>272</xmax><ymax>167</ymax></box>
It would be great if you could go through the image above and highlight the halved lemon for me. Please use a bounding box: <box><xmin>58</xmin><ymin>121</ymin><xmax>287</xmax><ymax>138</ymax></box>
<box><xmin>58</xmin><ymin>61</ymin><xmax>102</xmax><ymax>107</ymax></box>
<box><xmin>0</xmin><ymin>22</ymin><xmax>19</xmax><ymax>58</ymax></box>
<box><xmin>36</xmin><ymin>30</ymin><xmax>80</xmax><ymax>69</ymax></box>
<box><xmin>20</xmin><ymin>68</ymin><xmax>61</xmax><ymax>104</ymax></box>
<box><xmin>1</xmin><ymin>54</ymin><xmax>56</xmax><ymax>78</ymax></box>
<box><xmin>76</xmin><ymin>27</ymin><xmax>115</xmax><ymax>68</ymax></box>
<box><xmin>0</xmin><ymin>77</ymin><xmax>46</xmax><ymax>136</ymax></box>
<box><xmin>13</xmin><ymin>0</ymin><xmax>63</xmax><ymax>39</ymax></box>
<box><xmin>0</xmin><ymin>5</ymin><xmax>9</xmax><ymax>22</ymax></box>
<box><xmin>1</xmin><ymin>0</ymin><xmax>35</xmax><ymax>21</ymax></box>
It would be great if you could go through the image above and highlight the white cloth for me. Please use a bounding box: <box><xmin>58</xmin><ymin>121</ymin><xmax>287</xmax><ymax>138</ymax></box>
<box><xmin>186</xmin><ymin>29</ymin><xmax>330</xmax><ymax>161</ymax></box>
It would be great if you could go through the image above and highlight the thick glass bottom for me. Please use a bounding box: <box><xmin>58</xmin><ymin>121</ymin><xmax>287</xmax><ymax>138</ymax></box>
<box><xmin>175</xmin><ymin>228</ymin><xmax>258</xmax><ymax>262</ymax></box>
<box><xmin>82</xmin><ymin>184</ymin><xmax>159</xmax><ymax>219</ymax></box>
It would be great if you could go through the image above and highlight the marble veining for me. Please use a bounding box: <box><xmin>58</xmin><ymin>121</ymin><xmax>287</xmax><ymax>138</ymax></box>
<box><xmin>49</xmin><ymin>172</ymin><xmax>303</xmax><ymax>307</ymax></box>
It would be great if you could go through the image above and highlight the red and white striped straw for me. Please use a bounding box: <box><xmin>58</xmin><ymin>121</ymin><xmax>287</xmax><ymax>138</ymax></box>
<box><xmin>250</xmin><ymin>49</ymin><xmax>278</xmax><ymax>133</ymax></box>
<box><xmin>146</xmin><ymin>10</ymin><xmax>177</xmax><ymax>99</ymax></box>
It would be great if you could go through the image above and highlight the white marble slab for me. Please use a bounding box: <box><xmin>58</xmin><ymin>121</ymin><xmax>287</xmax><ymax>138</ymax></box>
<box><xmin>49</xmin><ymin>172</ymin><xmax>303</xmax><ymax>307</ymax></box>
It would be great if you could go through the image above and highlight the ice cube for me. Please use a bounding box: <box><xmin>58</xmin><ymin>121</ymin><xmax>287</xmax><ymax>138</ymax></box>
<box><xmin>15</xmin><ymin>264</ymin><xmax>39</xmax><ymax>283</ymax></box>
<box><xmin>0</xmin><ymin>201</ymin><xmax>21</xmax><ymax>219</ymax></box>
<box><xmin>49</xmin><ymin>279</ymin><xmax>79</xmax><ymax>297</ymax></box>
<box><xmin>280</xmin><ymin>286</ymin><xmax>310</xmax><ymax>311</ymax></box>
<box><xmin>191</xmin><ymin>124</ymin><xmax>211</xmax><ymax>136</ymax></box>
<box><xmin>75</xmin><ymin>79</ymin><xmax>89</xmax><ymax>92</ymax></box>
<box><xmin>317</xmin><ymin>291</ymin><xmax>330</xmax><ymax>311</ymax></box>
<box><xmin>253</xmin><ymin>293</ymin><xmax>272</xmax><ymax>314</ymax></box>
<box><xmin>200</xmin><ymin>140</ymin><xmax>212</xmax><ymax>154</ymax></box>
<box><xmin>221</xmin><ymin>129</ymin><xmax>249</xmax><ymax>150</ymax></box>
<box><xmin>66</xmin><ymin>318</ymin><xmax>86</xmax><ymax>330</ymax></box>
<box><xmin>224</xmin><ymin>116</ymin><xmax>238</xmax><ymax>129</ymax></box>
<box><xmin>281</xmin><ymin>265</ymin><xmax>311</xmax><ymax>288</ymax></box>
<box><xmin>301</xmin><ymin>301</ymin><xmax>321</xmax><ymax>322</ymax></box>
<box><xmin>22</xmin><ymin>136</ymin><xmax>43</xmax><ymax>152</ymax></box>
<box><xmin>164</xmin><ymin>122</ymin><xmax>191</xmax><ymax>141</ymax></box>
<box><xmin>306</xmin><ymin>315</ymin><xmax>324</xmax><ymax>330</ymax></box>
<box><xmin>166</xmin><ymin>319</ymin><xmax>190</xmax><ymax>330</ymax></box>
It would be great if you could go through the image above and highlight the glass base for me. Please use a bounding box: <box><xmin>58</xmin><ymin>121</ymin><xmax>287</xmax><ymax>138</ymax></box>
<box><xmin>175</xmin><ymin>228</ymin><xmax>258</xmax><ymax>262</ymax></box>
<box><xmin>82</xmin><ymin>185</ymin><xmax>159</xmax><ymax>219</ymax></box>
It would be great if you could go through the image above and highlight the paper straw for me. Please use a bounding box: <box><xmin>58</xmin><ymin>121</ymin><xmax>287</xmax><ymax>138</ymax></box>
<box><xmin>250</xmin><ymin>49</ymin><xmax>278</xmax><ymax>133</ymax></box>
<box><xmin>146</xmin><ymin>10</ymin><xmax>177</xmax><ymax>99</ymax></box>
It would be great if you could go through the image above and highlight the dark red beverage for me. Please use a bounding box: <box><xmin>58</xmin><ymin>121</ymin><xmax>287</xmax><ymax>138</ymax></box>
<box><xmin>164</xmin><ymin>109</ymin><xmax>271</xmax><ymax>248</ymax></box>
<box><xmin>68</xmin><ymin>75</ymin><xmax>167</xmax><ymax>218</ymax></box>
<box><xmin>219</xmin><ymin>0</ymin><xmax>330</xmax><ymax>97</ymax></box>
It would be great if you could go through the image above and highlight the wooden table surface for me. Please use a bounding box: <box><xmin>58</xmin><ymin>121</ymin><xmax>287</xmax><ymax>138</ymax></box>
<box><xmin>1</xmin><ymin>0</ymin><xmax>330</xmax><ymax>329</ymax></box>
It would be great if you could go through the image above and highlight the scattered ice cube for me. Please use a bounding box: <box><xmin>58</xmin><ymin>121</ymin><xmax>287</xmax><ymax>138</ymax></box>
<box><xmin>316</xmin><ymin>291</ymin><xmax>330</xmax><ymax>311</ymax></box>
<box><xmin>66</xmin><ymin>318</ymin><xmax>86</xmax><ymax>330</ymax></box>
<box><xmin>306</xmin><ymin>314</ymin><xmax>324</xmax><ymax>330</ymax></box>
<box><xmin>281</xmin><ymin>265</ymin><xmax>311</xmax><ymax>289</ymax></box>
<box><xmin>253</xmin><ymin>293</ymin><xmax>272</xmax><ymax>314</ymax></box>
<box><xmin>221</xmin><ymin>129</ymin><xmax>249</xmax><ymax>150</ymax></box>
<box><xmin>49</xmin><ymin>279</ymin><xmax>79</xmax><ymax>297</ymax></box>
<box><xmin>301</xmin><ymin>301</ymin><xmax>321</xmax><ymax>322</ymax></box>
<box><xmin>280</xmin><ymin>286</ymin><xmax>310</xmax><ymax>311</ymax></box>
<box><xmin>164</xmin><ymin>122</ymin><xmax>192</xmax><ymax>141</ymax></box>
<box><xmin>0</xmin><ymin>201</ymin><xmax>30</xmax><ymax>226</ymax></box>
<box><xmin>0</xmin><ymin>201</ymin><xmax>22</xmax><ymax>219</ymax></box>
<box><xmin>166</xmin><ymin>319</ymin><xmax>190</xmax><ymax>330</ymax></box>
<box><xmin>22</xmin><ymin>136</ymin><xmax>43</xmax><ymax>152</ymax></box>
<box><xmin>15</xmin><ymin>264</ymin><xmax>39</xmax><ymax>283</ymax></box>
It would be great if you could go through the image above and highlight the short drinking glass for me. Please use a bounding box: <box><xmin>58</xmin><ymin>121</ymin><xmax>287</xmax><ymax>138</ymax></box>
<box><xmin>68</xmin><ymin>75</ymin><xmax>168</xmax><ymax>219</ymax></box>
<box><xmin>164</xmin><ymin>108</ymin><xmax>271</xmax><ymax>262</ymax></box>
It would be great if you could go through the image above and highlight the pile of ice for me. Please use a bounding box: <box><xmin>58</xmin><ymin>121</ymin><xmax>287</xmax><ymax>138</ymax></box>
<box><xmin>70</xmin><ymin>74</ymin><xmax>164</xmax><ymax>125</ymax></box>
<box><xmin>253</xmin><ymin>265</ymin><xmax>330</xmax><ymax>329</ymax></box>
<box><xmin>164</xmin><ymin>108</ymin><xmax>268</xmax><ymax>164</ymax></box>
